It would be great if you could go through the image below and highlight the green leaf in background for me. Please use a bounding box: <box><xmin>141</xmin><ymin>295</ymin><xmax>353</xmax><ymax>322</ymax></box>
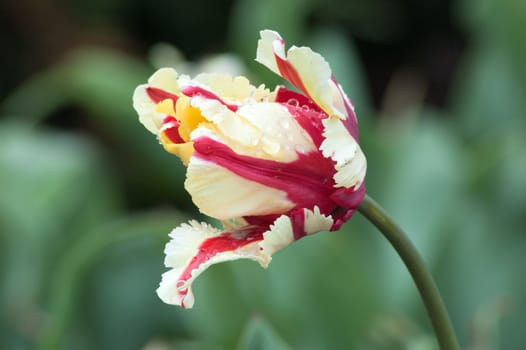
<box><xmin>228</xmin><ymin>0</ymin><xmax>314</xmax><ymax>85</ymax></box>
<box><xmin>236</xmin><ymin>316</ymin><xmax>293</xmax><ymax>350</ymax></box>
<box><xmin>2</xmin><ymin>49</ymin><xmax>150</xmax><ymax>123</ymax></box>
<box><xmin>457</xmin><ymin>0</ymin><xmax>526</xmax><ymax>84</ymax></box>
<box><xmin>449</xmin><ymin>45</ymin><xmax>526</xmax><ymax>140</ymax></box>
<box><xmin>361</xmin><ymin>111</ymin><xmax>468</xmax><ymax>310</ymax></box>
<box><xmin>43</xmin><ymin>211</ymin><xmax>191</xmax><ymax>350</ymax></box>
<box><xmin>0</xmin><ymin>121</ymin><xmax>120</xmax><ymax>349</ymax></box>
<box><xmin>1</xmin><ymin>48</ymin><xmax>191</xmax><ymax>208</ymax></box>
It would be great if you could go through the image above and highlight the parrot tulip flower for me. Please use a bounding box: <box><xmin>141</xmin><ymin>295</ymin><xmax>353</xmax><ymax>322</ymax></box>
<box><xmin>133</xmin><ymin>30</ymin><xmax>367</xmax><ymax>308</ymax></box>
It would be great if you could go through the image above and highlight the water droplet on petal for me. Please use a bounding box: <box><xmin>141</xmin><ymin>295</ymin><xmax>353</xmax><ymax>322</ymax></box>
<box><xmin>262</xmin><ymin>136</ymin><xmax>281</xmax><ymax>154</ymax></box>
<box><xmin>287</xmin><ymin>98</ymin><xmax>299</xmax><ymax>107</ymax></box>
<box><xmin>280</xmin><ymin>119</ymin><xmax>290</xmax><ymax>130</ymax></box>
<box><xmin>296</xmin><ymin>146</ymin><xmax>306</xmax><ymax>154</ymax></box>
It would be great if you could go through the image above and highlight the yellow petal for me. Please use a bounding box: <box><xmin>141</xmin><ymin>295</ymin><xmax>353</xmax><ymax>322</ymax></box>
<box><xmin>155</xmin><ymin>99</ymin><xmax>176</xmax><ymax>116</ymax></box>
<box><xmin>159</xmin><ymin>132</ymin><xmax>194</xmax><ymax>166</ymax></box>
<box><xmin>175</xmin><ymin>97</ymin><xmax>207</xmax><ymax>141</ymax></box>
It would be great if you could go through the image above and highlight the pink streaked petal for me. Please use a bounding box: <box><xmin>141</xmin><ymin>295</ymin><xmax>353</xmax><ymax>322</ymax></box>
<box><xmin>146</xmin><ymin>87</ymin><xmax>179</xmax><ymax>105</ymax></box>
<box><xmin>160</xmin><ymin>116</ymin><xmax>185</xmax><ymax>144</ymax></box>
<box><xmin>329</xmin><ymin>184</ymin><xmax>366</xmax><ymax>231</ymax></box>
<box><xmin>274</xmin><ymin>51</ymin><xmax>310</xmax><ymax>96</ymax></box>
<box><xmin>185</xmin><ymin>157</ymin><xmax>295</xmax><ymax>220</ymax></box>
<box><xmin>256</xmin><ymin>30</ymin><xmax>351</xmax><ymax>121</ymax></box>
<box><xmin>192</xmin><ymin>137</ymin><xmax>337</xmax><ymax>214</ymax></box>
<box><xmin>132</xmin><ymin>68</ymin><xmax>181</xmax><ymax>134</ymax></box>
<box><xmin>331</xmin><ymin>77</ymin><xmax>359</xmax><ymax>140</ymax></box>
<box><xmin>274</xmin><ymin>86</ymin><xmax>323</xmax><ymax>113</ymax></box>
<box><xmin>157</xmin><ymin>220</ymin><xmax>269</xmax><ymax>308</ymax></box>
<box><xmin>182</xmin><ymin>85</ymin><xmax>239</xmax><ymax>112</ymax></box>
<box><xmin>282</xmin><ymin>104</ymin><xmax>326</xmax><ymax>147</ymax></box>
<box><xmin>256</xmin><ymin>31</ymin><xmax>316</xmax><ymax>102</ymax></box>
<box><xmin>158</xmin><ymin>206</ymin><xmax>333</xmax><ymax>308</ymax></box>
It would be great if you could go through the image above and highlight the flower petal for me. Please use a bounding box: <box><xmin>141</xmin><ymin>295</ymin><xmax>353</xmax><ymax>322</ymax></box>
<box><xmin>189</xmin><ymin>136</ymin><xmax>338</xmax><ymax>215</ymax></box>
<box><xmin>132</xmin><ymin>68</ymin><xmax>181</xmax><ymax>134</ymax></box>
<box><xmin>190</xmin><ymin>96</ymin><xmax>316</xmax><ymax>162</ymax></box>
<box><xmin>185</xmin><ymin>157</ymin><xmax>295</xmax><ymax>220</ymax></box>
<box><xmin>320</xmin><ymin>116</ymin><xmax>367</xmax><ymax>188</ymax></box>
<box><xmin>157</xmin><ymin>206</ymin><xmax>333</xmax><ymax>308</ymax></box>
<box><xmin>157</xmin><ymin>220</ymin><xmax>268</xmax><ymax>308</ymax></box>
<box><xmin>259</xmin><ymin>206</ymin><xmax>333</xmax><ymax>255</ymax></box>
<box><xmin>180</xmin><ymin>73</ymin><xmax>272</xmax><ymax>105</ymax></box>
<box><xmin>256</xmin><ymin>30</ymin><xmax>355</xmax><ymax>124</ymax></box>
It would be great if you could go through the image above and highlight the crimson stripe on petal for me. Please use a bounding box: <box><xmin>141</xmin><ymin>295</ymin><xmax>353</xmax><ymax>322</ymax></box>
<box><xmin>284</xmin><ymin>104</ymin><xmax>326</xmax><ymax>147</ymax></box>
<box><xmin>329</xmin><ymin>184</ymin><xmax>366</xmax><ymax>231</ymax></box>
<box><xmin>146</xmin><ymin>87</ymin><xmax>179</xmax><ymax>105</ymax></box>
<box><xmin>182</xmin><ymin>85</ymin><xmax>239</xmax><ymax>112</ymax></box>
<box><xmin>275</xmin><ymin>86</ymin><xmax>322</xmax><ymax>113</ymax></box>
<box><xmin>290</xmin><ymin>209</ymin><xmax>306</xmax><ymax>240</ymax></box>
<box><xmin>331</xmin><ymin>76</ymin><xmax>359</xmax><ymax>140</ymax></box>
<box><xmin>162</xmin><ymin>116</ymin><xmax>185</xmax><ymax>144</ymax></box>
<box><xmin>176</xmin><ymin>228</ymin><xmax>265</xmax><ymax>307</ymax></box>
<box><xmin>193</xmin><ymin>137</ymin><xmax>337</xmax><ymax>214</ymax></box>
<box><xmin>274</xmin><ymin>54</ymin><xmax>310</xmax><ymax>99</ymax></box>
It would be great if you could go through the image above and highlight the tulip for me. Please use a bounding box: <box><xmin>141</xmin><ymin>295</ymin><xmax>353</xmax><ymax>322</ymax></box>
<box><xmin>133</xmin><ymin>30</ymin><xmax>366</xmax><ymax>308</ymax></box>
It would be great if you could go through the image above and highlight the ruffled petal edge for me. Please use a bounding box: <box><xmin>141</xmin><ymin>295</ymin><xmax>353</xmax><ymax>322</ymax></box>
<box><xmin>157</xmin><ymin>207</ymin><xmax>333</xmax><ymax>308</ymax></box>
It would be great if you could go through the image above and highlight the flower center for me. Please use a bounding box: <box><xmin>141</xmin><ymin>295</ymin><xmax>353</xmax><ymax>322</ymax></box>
<box><xmin>155</xmin><ymin>96</ymin><xmax>207</xmax><ymax>165</ymax></box>
<box><xmin>174</xmin><ymin>97</ymin><xmax>207</xmax><ymax>141</ymax></box>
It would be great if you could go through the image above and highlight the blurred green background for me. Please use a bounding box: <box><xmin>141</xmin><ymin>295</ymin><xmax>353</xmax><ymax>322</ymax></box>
<box><xmin>1</xmin><ymin>0</ymin><xmax>525</xmax><ymax>349</ymax></box>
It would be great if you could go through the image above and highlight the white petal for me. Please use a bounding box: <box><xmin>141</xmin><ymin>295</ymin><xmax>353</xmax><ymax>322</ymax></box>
<box><xmin>257</xmin><ymin>215</ymin><xmax>293</xmax><ymax>256</ymax></box>
<box><xmin>259</xmin><ymin>206</ymin><xmax>333</xmax><ymax>256</ymax></box>
<box><xmin>185</xmin><ymin>157</ymin><xmax>295</xmax><ymax>220</ymax></box>
<box><xmin>157</xmin><ymin>207</ymin><xmax>333</xmax><ymax>308</ymax></box>
<box><xmin>320</xmin><ymin>116</ymin><xmax>367</xmax><ymax>188</ymax></box>
<box><xmin>256</xmin><ymin>30</ymin><xmax>283</xmax><ymax>74</ymax></box>
<box><xmin>304</xmin><ymin>206</ymin><xmax>334</xmax><ymax>234</ymax></box>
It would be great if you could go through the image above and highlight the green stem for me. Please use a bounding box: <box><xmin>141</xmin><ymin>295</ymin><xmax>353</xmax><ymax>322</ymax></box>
<box><xmin>357</xmin><ymin>194</ymin><xmax>460</xmax><ymax>350</ymax></box>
